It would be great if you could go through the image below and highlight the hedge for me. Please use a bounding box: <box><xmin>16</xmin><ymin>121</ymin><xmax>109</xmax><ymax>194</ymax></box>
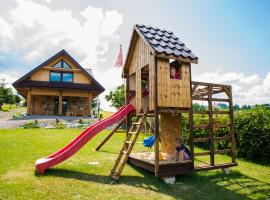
<box><xmin>181</xmin><ymin>107</ymin><xmax>270</xmax><ymax>163</ymax></box>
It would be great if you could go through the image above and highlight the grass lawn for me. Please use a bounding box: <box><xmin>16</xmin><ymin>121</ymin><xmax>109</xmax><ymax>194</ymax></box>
<box><xmin>0</xmin><ymin>129</ymin><xmax>269</xmax><ymax>200</ymax></box>
<box><xmin>0</xmin><ymin>104</ymin><xmax>18</xmax><ymax>112</ymax></box>
<box><xmin>100</xmin><ymin>110</ymin><xmax>114</xmax><ymax>118</ymax></box>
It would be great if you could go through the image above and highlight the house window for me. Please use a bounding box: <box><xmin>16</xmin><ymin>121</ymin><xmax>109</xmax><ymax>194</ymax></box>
<box><xmin>52</xmin><ymin>60</ymin><xmax>72</xmax><ymax>69</ymax></box>
<box><xmin>50</xmin><ymin>72</ymin><xmax>61</xmax><ymax>82</ymax></box>
<box><xmin>62</xmin><ymin>73</ymin><xmax>73</xmax><ymax>82</ymax></box>
<box><xmin>50</xmin><ymin>72</ymin><xmax>73</xmax><ymax>82</ymax></box>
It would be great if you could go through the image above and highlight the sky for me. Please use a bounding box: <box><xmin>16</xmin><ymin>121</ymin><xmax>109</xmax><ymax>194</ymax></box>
<box><xmin>0</xmin><ymin>0</ymin><xmax>270</xmax><ymax>110</ymax></box>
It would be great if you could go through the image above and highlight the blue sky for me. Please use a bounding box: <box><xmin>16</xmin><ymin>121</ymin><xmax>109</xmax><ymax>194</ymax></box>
<box><xmin>0</xmin><ymin>0</ymin><xmax>269</xmax><ymax>109</ymax></box>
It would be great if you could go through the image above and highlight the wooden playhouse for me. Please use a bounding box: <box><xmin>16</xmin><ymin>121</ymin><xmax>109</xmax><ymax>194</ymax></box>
<box><xmin>97</xmin><ymin>24</ymin><xmax>237</xmax><ymax>180</ymax></box>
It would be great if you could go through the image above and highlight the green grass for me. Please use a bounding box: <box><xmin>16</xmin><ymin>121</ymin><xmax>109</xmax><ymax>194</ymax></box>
<box><xmin>100</xmin><ymin>110</ymin><xmax>114</xmax><ymax>118</ymax></box>
<box><xmin>0</xmin><ymin>104</ymin><xmax>17</xmax><ymax>111</ymax></box>
<box><xmin>0</xmin><ymin>129</ymin><xmax>269</xmax><ymax>200</ymax></box>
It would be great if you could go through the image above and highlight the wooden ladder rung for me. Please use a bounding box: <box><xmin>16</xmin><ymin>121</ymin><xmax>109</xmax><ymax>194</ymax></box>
<box><xmin>193</xmin><ymin>124</ymin><xmax>209</xmax><ymax>129</ymax></box>
<box><xmin>215</xmin><ymin>149</ymin><xmax>231</xmax><ymax>154</ymax></box>
<box><xmin>213</xmin><ymin>124</ymin><xmax>230</xmax><ymax>128</ymax></box>
<box><xmin>132</xmin><ymin>122</ymin><xmax>141</xmax><ymax>125</ymax></box>
<box><xmin>194</xmin><ymin>151</ymin><xmax>210</xmax><ymax>156</ymax></box>
<box><xmin>214</xmin><ymin>135</ymin><xmax>231</xmax><ymax>141</ymax></box>
<box><xmin>129</xmin><ymin>131</ymin><xmax>137</xmax><ymax>134</ymax></box>
<box><xmin>125</xmin><ymin>141</ymin><xmax>132</xmax><ymax>144</ymax></box>
<box><xmin>193</xmin><ymin>137</ymin><xmax>210</xmax><ymax>143</ymax></box>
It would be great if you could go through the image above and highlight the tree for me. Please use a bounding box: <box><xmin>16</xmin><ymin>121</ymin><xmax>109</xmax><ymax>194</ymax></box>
<box><xmin>15</xmin><ymin>95</ymin><xmax>21</xmax><ymax>107</ymax></box>
<box><xmin>0</xmin><ymin>78</ymin><xmax>16</xmax><ymax>109</ymax></box>
<box><xmin>233</xmin><ymin>104</ymin><xmax>240</xmax><ymax>111</ymax></box>
<box><xmin>105</xmin><ymin>84</ymin><xmax>125</xmax><ymax>109</ymax></box>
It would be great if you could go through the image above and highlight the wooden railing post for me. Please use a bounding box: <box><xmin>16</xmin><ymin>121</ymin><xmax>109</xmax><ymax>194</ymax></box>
<box><xmin>154</xmin><ymin>57</ymin><xmax>159</xmax><ymax>176</ymax></box>
<box><xmin>208</xmin><ymin>85</ymin><xmax>215</xmax><ymax>166</ymax></box>
<box><xmin>228</xmin><ymin>86</ymin><xmax>236</xmax><ymax>163</ymax></box>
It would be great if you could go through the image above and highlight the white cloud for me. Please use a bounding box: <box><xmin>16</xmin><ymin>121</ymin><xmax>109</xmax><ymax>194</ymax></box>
<box><xmin>0</xmin><ymin>0</ymin><xmax>124</xmax><ymax>109</ymax></box>
<box><xmin>194</xmin><ymin>71</ymin><xmax>270</xmax><ymax>105</ymax></box>
<box><xmin>0</xmin><ymin>0</ymin><xmax>123</xmax><ymax>69</ymax></box>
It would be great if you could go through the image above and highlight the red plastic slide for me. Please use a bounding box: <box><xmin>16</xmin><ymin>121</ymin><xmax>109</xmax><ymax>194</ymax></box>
<box><xmin>35</xmin><ymin>104</ymin><xmax>135</xmax><ymax>174</ymax></box>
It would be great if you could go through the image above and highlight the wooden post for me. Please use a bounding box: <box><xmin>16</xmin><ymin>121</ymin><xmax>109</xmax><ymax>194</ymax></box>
<box><xmin>88</xmin><ymin>93</ymin><xmax>92</xmax><ymax>116</ymax></box>
<box><xmin>208</xmin><ymin>85</ymin><xmax>215</xmax><ymax>166</ymax></box>
<box><xmin>95</xmin><ymin>117</ymin><xmax>126</xmax><ymax>151</ymax></box>
<box><xmin>154</xmin><ymin>57</ymin><xmax>159</xmax><ymax>176</ymax></box>
<box><xmin>26</xmin><ymin>88</ymin><xmax>32</xmax><ymax>115</ymax></box>
<box><xmin>189</xmin><ymin>65</ymin><xmax>195</xmax><ymax>167</ymax></box>
<box><xmin>58</xmin><ymin>90</ymin><xmax>63</xmax><ymax>115</ymax></box>
<box><xmin>228</xmin><ymin>86</ymin><xmax>236</xmax><ymax>163</ymax></box>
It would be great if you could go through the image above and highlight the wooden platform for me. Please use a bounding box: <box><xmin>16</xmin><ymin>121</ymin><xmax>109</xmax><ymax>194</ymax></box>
<box><xmin>128</xmin><ymin>152</ymin><xmax>238</xmax><ymax>177</ymax></box>
<box><xmin>128</xmin><ymin>152</ymin><xmax>194</xmax><ymax>177</ymax></box>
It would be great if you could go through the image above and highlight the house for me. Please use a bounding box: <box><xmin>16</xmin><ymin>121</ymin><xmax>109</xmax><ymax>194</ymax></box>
<box><xmin>13</xmin><ymin>50</ymin><xmax>105</xmax><ymax>116</ymax></box>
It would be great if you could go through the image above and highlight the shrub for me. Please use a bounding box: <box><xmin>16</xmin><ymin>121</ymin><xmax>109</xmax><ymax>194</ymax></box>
<box><xmin>181</xmin><ymin>107</ymin><xmax>270</xmax><ymax>163</ymax></box>
<box><xmin>21</xmin><ymin>120</ymin><xmax>40</xmax><ymax>129</ymax></box>
<box><xmin>234</xmin><ymin>108</ymin><xmax>270</xmax><ymax>163</ymax></box>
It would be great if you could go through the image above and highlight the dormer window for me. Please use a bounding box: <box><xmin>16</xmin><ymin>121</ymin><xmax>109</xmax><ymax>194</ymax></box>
<box><xmin>52</xmin><ymin>60</ymin><xmax>72</xmax><ymax>69</ymax></box>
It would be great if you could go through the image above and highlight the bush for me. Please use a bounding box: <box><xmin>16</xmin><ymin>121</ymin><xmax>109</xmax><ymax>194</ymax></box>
<box><xmin>234</xmin><ymin>108</ymin><xmax>270</xmax><ymax>163</ymax></box>
<box><xmin>21</xmin><ymin>120</ymin><xmax>40</xmax><ymax>129</ymax></box>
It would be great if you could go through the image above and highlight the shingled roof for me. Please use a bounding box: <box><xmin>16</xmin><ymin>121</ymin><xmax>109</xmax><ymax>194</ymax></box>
<box><xmin>133</xmin><ymin>24</ymin><xmax>198</xmax><ymax>64</ymax></box>
<box><xmin>123</xmin><ymin>24</ymin><xmax>198</xmax><ymax>73</ymax></box>
<box><xmin>13</xmin><ymin>49</ymin><xmax>105</xmax><ymax>94</ymax></box>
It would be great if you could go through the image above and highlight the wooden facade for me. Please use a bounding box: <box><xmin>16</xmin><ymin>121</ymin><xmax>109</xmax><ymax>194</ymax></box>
<box><xmin>13</xmin><ymin>50</ymin><xmax>104</xmax><ymax>116</ymax></box>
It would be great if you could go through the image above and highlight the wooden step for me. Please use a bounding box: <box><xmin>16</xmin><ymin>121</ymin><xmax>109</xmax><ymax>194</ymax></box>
<box><xmin>129</xmin><ymin>131</ymin><xmax>137</xmax><ymax>134</ymax></box>
<box><xmin>132</xmin><ymin>122</ymin><xmax>141</xmax><ymax>125</ymax></box>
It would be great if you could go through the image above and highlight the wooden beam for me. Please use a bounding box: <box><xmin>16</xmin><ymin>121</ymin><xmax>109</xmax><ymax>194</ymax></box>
<box><xmin>191</xmin><ymin>81</ymin><xmax>231</xmax><ymax>88</ymax></box>
<box><xmin>193</xmin><ymin>137</ymin><xmax>210</xmax><ymax>143</ymax></box>
<box><xmin>154</xmin><ymin>56</ymin><xmax>159</xmax><ymax>176</ymax></box>
<box><xmin>228</xmin><ymin>86</ymin><xmax>237</xmax><ymax>163</ymax></box>
<box><xmin>193</xmin><ymin>124</ymin><xmax>209</xmax><ymax>129</ymax></box>
<box><xmin>58</xmin><ymin>90</ymin><xmax>63</xmax><ymax>115</ymax></box>
<box><xmin>214</xmin><ymin>135</ymin><xmax>231</xmax><ymax>141</ymax></box>
<box><xmin>208</xmin><ymin>85</ymin><xmax>215</xmax><ymax>166</ymax></box>
<box><xmin>95</xmin><ymin>117</ymin><xmax>126</xmax><ymax>151</ymax></box>
<box><xmin>26</xmin><ymin>88</ymin><xmax>32</xmax><ymax>115</ymax></box>
<box><xmin>215</xmin><ymin>149</ymin><xmax>232</xmax><ymax>154</ymax></box>
<box><xmin>188</xmin><ymin>64</ymin><xmax>195</xmax><ymax>169</ymax></box>
<box><xmin>194</xmin><ymin>151</ymin><xmax>210</xmax><ymax>156</ymax></box>
<box><xmin>194</xmin><ymin>162</ymin><xmax>237</xmax><ymax>172</ymax></box>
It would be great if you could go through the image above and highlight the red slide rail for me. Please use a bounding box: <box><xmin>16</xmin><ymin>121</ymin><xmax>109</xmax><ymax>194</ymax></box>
<box><xmin>35</xmin><ymin>104</ymin><xmax>135</xmax><ymax>174</ymax></box>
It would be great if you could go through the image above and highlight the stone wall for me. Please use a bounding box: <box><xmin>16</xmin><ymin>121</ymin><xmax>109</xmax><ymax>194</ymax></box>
<box><xmin>66</xmin><ymin>97</ymin><xmax>90</xmax><ymax>116</ymax></box>
<box><xmin>40</xmin><ymin>96</ymin><xmax>55</xmax><ymax>115</ymax></box>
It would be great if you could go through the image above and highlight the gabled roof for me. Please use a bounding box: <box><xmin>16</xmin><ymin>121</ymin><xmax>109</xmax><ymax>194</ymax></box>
<box><xmin>13</xmin><ymin>49</ymin><xmax>105</xmax><ymax>93</ymax></box>
<box><xmin>124</xmin><ymin>24</ymin><xmax>198</xmax><ymax>70</ymax></box>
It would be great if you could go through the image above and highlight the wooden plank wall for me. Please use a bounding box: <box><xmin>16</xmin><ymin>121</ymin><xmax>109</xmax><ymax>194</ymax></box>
<box><xmin>157</xmin><ymin>58</ymin><xmax>191</xmax><ymax>108</ymax></box>
<box><xmin>30</xmin><ymin>54</ymin><xmax>91</xmax><ymax>84</ymax></box>
<box><xmin>128</xmin><ymin>35</ymin><xmax>155</xmax><ymax>112</ymax></box>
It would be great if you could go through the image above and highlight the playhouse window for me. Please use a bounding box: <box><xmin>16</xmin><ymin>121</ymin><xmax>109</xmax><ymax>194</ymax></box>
<box><xmin>170</xmin><ymin>61</ymin><xmax>181</xmax><ymax>80</ymax></box>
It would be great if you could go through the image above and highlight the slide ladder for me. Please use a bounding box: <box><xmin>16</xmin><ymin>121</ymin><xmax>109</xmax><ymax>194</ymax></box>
<box><xmin>110</xmin><ymin>108</ymin><xmax>149</xmax><ymax>180</ymax></box>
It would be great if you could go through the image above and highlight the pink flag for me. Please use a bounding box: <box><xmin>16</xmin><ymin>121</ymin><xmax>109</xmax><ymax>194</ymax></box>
<box><xmin>115</xmin><ymin>45</ymin><xmax>123</xmax><ymax>68</ymax></box>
